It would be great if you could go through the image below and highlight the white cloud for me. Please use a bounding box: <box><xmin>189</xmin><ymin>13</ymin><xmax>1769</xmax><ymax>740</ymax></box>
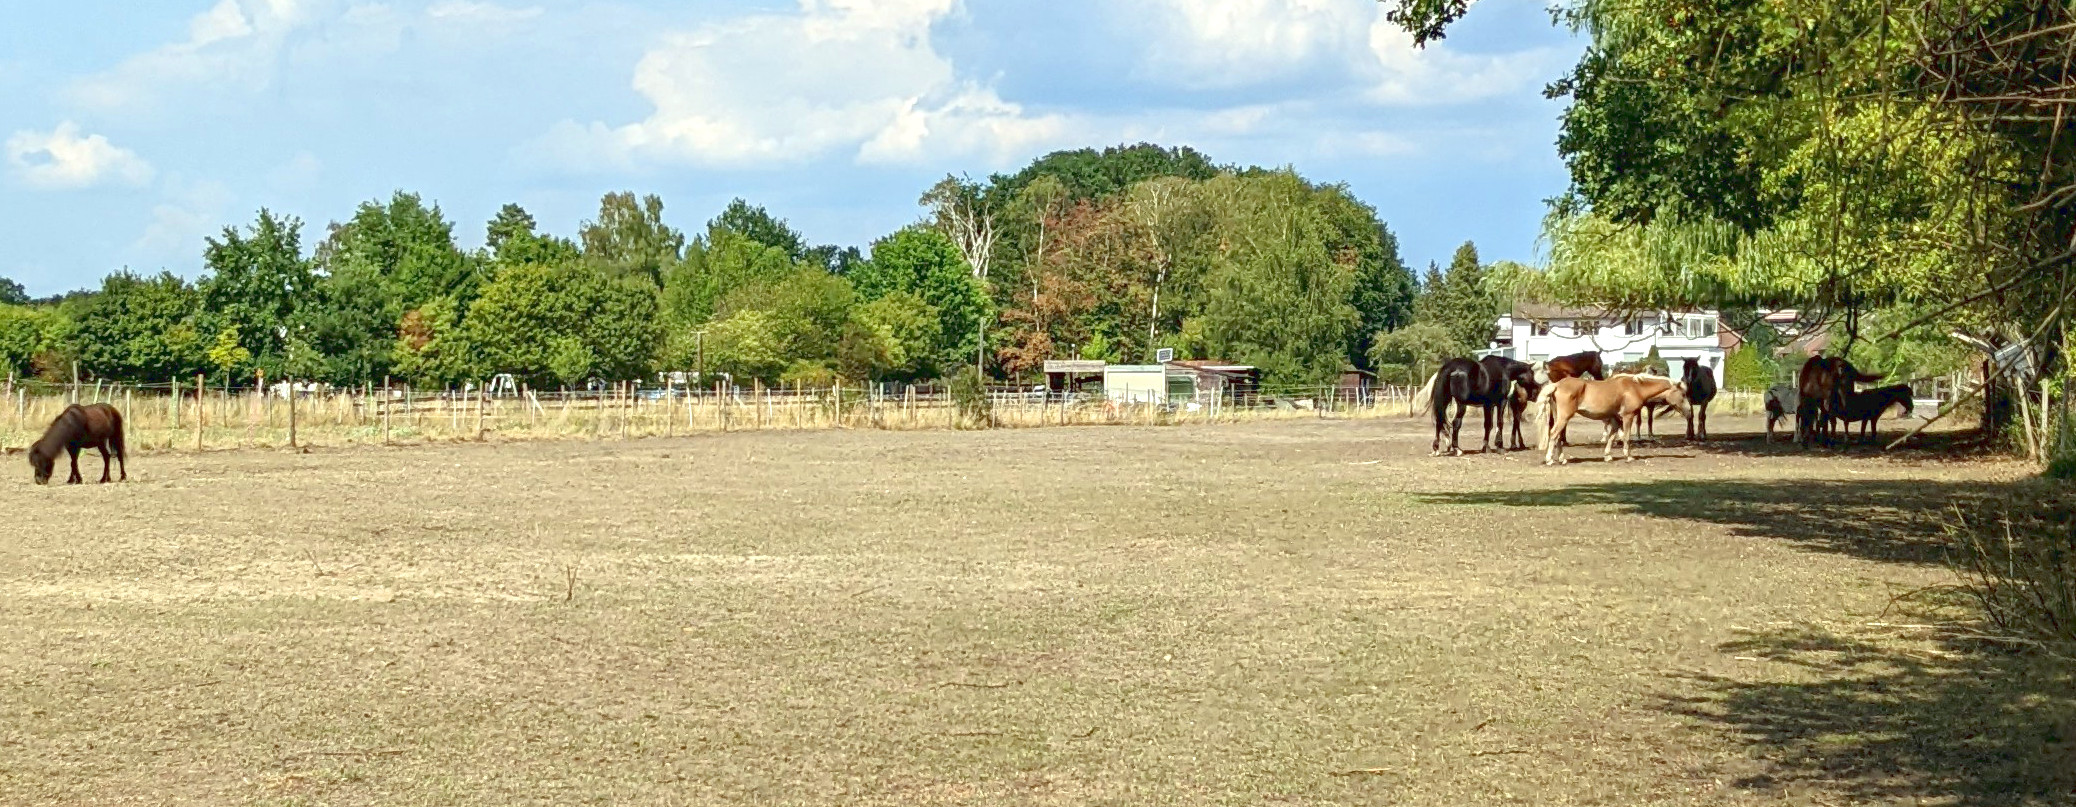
<box><xmin>532</xmin><ymin>0</ymin><xmax>1078</xmax><ymax>169</ymax></box>
<box><xmin>426</xmin><ymin>0</ymin><xmax>543</xmax><ymax>24</ymax></box>
<box><xmin>66</xmin><ymin>0</ymin><xmax>311</xmax><ymax>114</ymax></box>
<box><xmin>5</xmin><ymin>122</ymin><xmax>157</xmax><ymax>190</ymax></box>
<box><xmin>131</xmin><ymin>179</ymin><xmax>236</xmax><ymax>261</ymax></box>
<box><xmin>1129</xmin><ymin>0</ymin><xmax>1559</xmax><ymax>105</ymax></box>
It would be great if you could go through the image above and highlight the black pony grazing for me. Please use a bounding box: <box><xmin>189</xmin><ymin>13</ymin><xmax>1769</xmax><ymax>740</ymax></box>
<box><xmin>30</xmin><ymin>403</ymin><xmax>127</xmax><ymax>485</ymax></box>
<box><xmin>1679</xmin><ymin>357</ymin><xmax>1719</xmax><ymax>440</ymax></box>
<box><xmin>1431</xmin><ymin>356</ymin><xmax>1536</xmax><ymax>456</ymax></box>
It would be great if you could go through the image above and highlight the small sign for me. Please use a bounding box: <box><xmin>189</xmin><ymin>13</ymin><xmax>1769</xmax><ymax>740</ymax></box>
<box><xmin>1155</xmin><ymin>348</ymin><xmax>1175</xmax><ymax>363</ymax></box>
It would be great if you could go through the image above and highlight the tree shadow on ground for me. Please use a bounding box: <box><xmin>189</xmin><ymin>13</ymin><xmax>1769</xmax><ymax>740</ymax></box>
<box><xmin>1417</xmin><ymin>477</ymin><xmax>2024</xmax><ymax>566</ymax></box>
<box><xmin>1626</xmin><ymin>424</ymin><xmax>2008</xmax><ymax>463</ymax></box>
<box><xmin>1665</xmin><ymin>627</ymin><xmax>2076</xmax><ymax>805</ymax></box>
<box><xmin>1421</xmin><ymin>462</ymin><xmax>2076</xmax><ymax>803</ymax></box>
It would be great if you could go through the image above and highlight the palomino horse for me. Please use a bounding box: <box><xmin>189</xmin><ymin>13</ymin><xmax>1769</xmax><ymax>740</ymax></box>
<box><xmin>1835</xmin><ymin>383</ymin><xmax>1914</xmax><ymax>442</ymax></box>
<box><xmin>30</xmin><ymin>403</ymin><xmax>127</xmax><ymax>485</ymax></box>
<box><xmin>1796</xmin><ymin>356</ymin><xmax>1883</xmax><ymax>446</ymax></box>
<box><xmin>1543</xmin><ymin>375</ymin><xmax>1690</xmax><ymax>465</ymax></box>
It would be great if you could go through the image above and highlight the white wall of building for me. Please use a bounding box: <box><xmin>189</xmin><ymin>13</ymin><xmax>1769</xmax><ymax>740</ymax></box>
<box><xmin>1498</xmin><ymin>312</ymin><xmax>1726</xmax><ymax>386</ymax></box>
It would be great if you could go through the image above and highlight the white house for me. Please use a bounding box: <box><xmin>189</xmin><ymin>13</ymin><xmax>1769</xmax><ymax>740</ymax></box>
<box><xmin>1489</xmin><ymin>302</ymin><xmax>1727</xmax><ymax>386</ymax></box>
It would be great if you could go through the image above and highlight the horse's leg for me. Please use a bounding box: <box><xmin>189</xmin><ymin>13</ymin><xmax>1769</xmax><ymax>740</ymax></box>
<box><xmin>1481</xmin><ymin>403</ymin><xmax>1496</xmax><ymax>454</ymax></box>
<box><xmin>113</xmin><ymin>431</ymin><xmax>127</xmax><ymax>482</ymax></box>
<box><xmin>97</xmin><ymin>445</ymin><xmax>111</xmax><ymax>483</ymax></box>
<box><xmin>66</xmin><ymin>445</ymin><xmax>82</xmax><ymax>484</ymax></box>
<box><xmin>1545</xmin><ymin>409</ymin><xmax>1573</xmax><ymax>465</ymax></box>
<box><xmin>1449</xmin><ymin>402</ymin><xmax>1466</xmax><ymax>456</ymax></box>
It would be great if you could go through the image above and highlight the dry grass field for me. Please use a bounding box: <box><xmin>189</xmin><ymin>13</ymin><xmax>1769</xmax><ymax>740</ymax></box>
<box><xmin>2</xmin><ymin>415</ymin><xmax>2071</xmax><ymax>806</ymax></box>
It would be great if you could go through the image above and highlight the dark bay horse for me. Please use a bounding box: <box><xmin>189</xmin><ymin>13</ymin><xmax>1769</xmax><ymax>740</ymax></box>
<box><xmin>1480</xmin><ymin>355</ymin><xmax>1540</xmax><ymax>451</ymax></box>
<box><xmin>1836</xmin><ymin>383</ymin><xmax>1914</xmax><ymax>442</ymax></box>
<box><xmin>1430</xmin><ymin>358</ymin><xmax>1489</xmax><ymax>456</ymax></box>
<box><xmin>1543</xmin><ymin>350</ymin><xmax>1607</xmax><ymax>383</ymax></box>
<box><xmin>1680</xmin><ymin>357</ymin><xmax>1718</xmax><ymax>440</ymax></box>
<box><xmin>30</xmin><ymin>403</ymin><xmax>127</xmax><ymax>485</ymax></box>
<box><xmin>1796</xmin><ymin>356</ymin><xmax>1883</xmax><ymax>446</ymax></box>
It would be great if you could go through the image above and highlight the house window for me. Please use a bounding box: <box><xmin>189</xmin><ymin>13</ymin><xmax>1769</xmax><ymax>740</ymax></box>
<box><xmin>1624</xmin><ymin>319</ymin><xmax>1646</xmax><ymax>336</ymax></box>
<box><xmin>1531</xmin><ymin>321</ymin><xmax>1551</xmax><ymax>337</ymax></box>
<box><xmin>1681</xmin><ymin>315</ymin><xmax>1718</xmax><ymax>339</ymax></box>
<box><xmin>1574</xmin><ymin>319</ymin><xmax>1600</xmax><ymax>336</ymax></box>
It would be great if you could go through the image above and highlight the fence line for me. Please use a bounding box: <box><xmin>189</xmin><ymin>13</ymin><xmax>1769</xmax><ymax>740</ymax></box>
<box><xmin>0</xmin><ymin>373</ymin><xmax>1811</xmax><ymax>455</ymax></box>
<box><xmin>0</xmin><ymin>378</ymin><xmax>1435</xmax><ymax>453</ymax></box>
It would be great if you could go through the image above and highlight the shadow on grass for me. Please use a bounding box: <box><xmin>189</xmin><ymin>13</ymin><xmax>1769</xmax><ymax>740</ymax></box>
<box><xmin>1423</xmin><ymin>462</ymin><xmax>2076</xmax><ymax>803</ymax></box>
<box><xmin>1417</xmin><ymin>477</ymin><xmax>2019</xmax><ymax>566</ymax></box>
<box><xmin>1666</xmin><ymin>627</ymin><xmax>2076</xmax><ymax>805</ymax></box>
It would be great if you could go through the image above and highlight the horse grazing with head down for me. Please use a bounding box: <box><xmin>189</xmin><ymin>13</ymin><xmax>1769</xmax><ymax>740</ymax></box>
<box><xmin>1543</xmin><ymin>375</ymin><xmax>1690</xmax><ymax>465</ymax></box>
<box><xmin>30</xmin><ymin>403</ymin><xmax>127</xmax><ymax>485</ymax></box>
<box><xmin>1480</xmin><ymin>355</ymin><xmax>1540</xmax><ymax>452</ymax></box>
<box><xmin>1835</xmin><ymin>383</ymin><xmax>1914</xmax><ymax>443</ymax></box>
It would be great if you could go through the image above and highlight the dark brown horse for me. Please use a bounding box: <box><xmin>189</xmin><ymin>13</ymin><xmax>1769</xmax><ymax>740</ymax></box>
<box><xmin>1679</xmin><ymin>357</ymin><xmax>1718</xmax><ymax>440</ymax></box>
<box><xmin>1543</xmin><ymin>350</ymin><xmax>1607</xmax><ymax>383</ymax></box>
<box><xmin>30</xmin><ymin>403</ymin><xmax>127</xmax><ymax>485</ymax></box>
<box><xmin>1480</xmin><ymin>355</ymin><xmax>1540</xmax><ymax>451</ymax></box>
<box><xmin>1796</xmin><ymin>356</ymin><xmax>1883</xmax><ymax>446</ymax></box>
<box><xmin>1835</xmin><ymin>383</ymin><xmax>1914</xmax><ymax>442</ymax></box>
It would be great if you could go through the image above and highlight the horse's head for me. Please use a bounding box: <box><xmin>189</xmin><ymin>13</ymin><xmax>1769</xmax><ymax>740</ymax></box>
<box><xmin>1654</xmin><ymin>381</ymin><xmax>1694</xmax><ymax>416</ymax></box>
<box><xmin>28</xmin><ymin>447</ymin><xmax>55</xmax><ymax>485</ymax></box>
<box><xmin>1530</xmin><ymin>361</ymin><xmax>1551</xmax><ymax>386</ymax></box>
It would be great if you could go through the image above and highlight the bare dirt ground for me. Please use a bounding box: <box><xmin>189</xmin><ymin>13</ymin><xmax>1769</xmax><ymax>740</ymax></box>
<box><xmin>2</xmin><ymin>415</ymin><xmax>2071</xmax><ymax>806</ymax></box>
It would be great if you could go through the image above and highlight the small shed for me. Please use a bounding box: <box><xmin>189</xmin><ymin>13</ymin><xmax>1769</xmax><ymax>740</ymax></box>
<box><xmin>1168</xmin><ymin>360</ymin><xmax>1261</xmax><ymax>399</ymax></box>
<box><xmin>1042</xmin><ymin>360</ymin><xmax>1106</xmax><ymax>393</ymax></box>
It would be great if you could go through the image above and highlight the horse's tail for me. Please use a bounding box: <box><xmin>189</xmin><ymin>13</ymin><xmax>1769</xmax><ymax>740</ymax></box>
<box><xmin>1429</xmin><ymin>370</ymin><xmax>1451</xmax><ymax>432</ymax></box>
<box><xmin>1412</xmin><ymin>372</ymin><xmax>1438</xmax><ymax>418</ymax></box>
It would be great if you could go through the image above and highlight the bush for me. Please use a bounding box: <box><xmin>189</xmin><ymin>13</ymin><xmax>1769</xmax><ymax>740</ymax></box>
<box><xmin>1947</xmin><ymin>495</ymin><xmax>2076</xmax><ymax>654</ymax></box>
<box><xmin>948</xmin><ymin>366</ymin><xmax>992</xmax><ymax>429</ymax></box>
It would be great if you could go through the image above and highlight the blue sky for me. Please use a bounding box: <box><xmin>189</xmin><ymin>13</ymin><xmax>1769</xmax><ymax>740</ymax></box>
<box><xmin>0</xmin><ymin>0</ymin><xmax>1584</xmax><ymax>297</ymax></box>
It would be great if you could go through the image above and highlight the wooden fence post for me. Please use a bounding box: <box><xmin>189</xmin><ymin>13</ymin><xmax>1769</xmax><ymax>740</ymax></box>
<box><xmin>287</xmin><ymin>376</ymin><xmax>298</xmax><ymax>449</ymax></box>
<box><xmin>476</xmin><ymin>380</ymin><xmax>487</xmax><ymax>440</ymax></box>
<box><xmin>171</xmin><ymin>377</ymin><xmax>181</xmax><ymax>430</ymax></box>
<box><xmin>382</xmin><ymin>376</ymin><xmax>393</xmax><ymax>445</ymax></box>
<box><xmin>194</xmin><ymin>373</ymin><xmax>205</xmax><ymax>451</ymax></box>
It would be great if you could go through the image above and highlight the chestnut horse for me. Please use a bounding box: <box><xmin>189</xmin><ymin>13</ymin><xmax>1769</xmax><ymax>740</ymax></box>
<box><xmin>1543</xmin><ymin>375</ymin><xmax>1690</xmax><ymax>465</ymax></box>
<box><xmin>30</xmin><ymin>403</ymin><xmax>127</xmax><ymax>485</ymax></box>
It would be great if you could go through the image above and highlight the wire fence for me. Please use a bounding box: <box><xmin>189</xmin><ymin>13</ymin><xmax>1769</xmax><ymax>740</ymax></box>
<box><xmin>0</xmin><ymin>376</ymin><xmax>1438</xmax><ymax>453</ymax></box>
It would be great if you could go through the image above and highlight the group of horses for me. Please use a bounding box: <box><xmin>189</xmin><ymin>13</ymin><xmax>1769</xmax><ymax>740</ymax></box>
<box><xmin>1425</xmin><ymin>350</ymin><xmax>1905</xmax><ymax>465</ymax></box>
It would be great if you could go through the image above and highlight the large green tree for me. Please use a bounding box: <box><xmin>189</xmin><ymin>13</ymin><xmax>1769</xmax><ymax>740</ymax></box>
<box><xmin>1412</xmin><ymin>242</ymin><xmax>1499</xmax><ymax>355</ymax></box>
<box><xmin>200</xmin><ymin>210</ymin><xmax>314</xmax><ymax>378</ymax></box>
<box><xmin>73</xmin><ymin>272</ymin><xmax>210</xmax><ymax>381</ymax></box>
<box><xmin>320</xmin><ymin>192</ymin><xmax>479</xmax><ymax>312</ymax></box>
<box><xmin>581</xmin><ymin>192</ymin><xmax>685</xmax><ymax>286</ymax></box>
<box><xmin>853</xmin><ymin>227</ymin><xmax>988</xmax><ymax>373</ymax></box>
<box><xmin>462</xmin><ymin>263</ymin><xmax>661</xmax><ymax>386</ymax></box>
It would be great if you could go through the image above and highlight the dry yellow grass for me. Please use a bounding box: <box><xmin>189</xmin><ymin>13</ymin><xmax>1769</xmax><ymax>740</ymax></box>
<box><xmin>1</xmin><ymin>416</ymin><xmax>2067</xmax><ymax>805</ymax></box>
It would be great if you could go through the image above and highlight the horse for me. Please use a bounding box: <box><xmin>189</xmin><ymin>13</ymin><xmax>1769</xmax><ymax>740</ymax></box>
<box><xmin>1545</xmin><ymin>350</ymin><xmax>1607</xmax><ymax>383</ymax></box>
<box><xmin>1834</xmin><ymin>384</ymin><xmax>1914</xmax><ymax>443</ymax></box>
<box><xmin>1611</xmin><ymin>372</ymin><xmax>1679</xmax><ymax>439</ymax></box>
<box><xmin>1544</xmin><ymin>375</ymin><xmax>1690</xmax><ymax>464</ymax></box>
<box><xmin>1430</xmin><ymin>358</ymin><xmax>1486</xmax><ymax>456</ymax></box>
<box><xmin>30</xmin><ymin>403</ymin><xmax>127</xmax><ymax>485</ymax></box>
<box><xmin>1679</xmin><ymin>357</ymin><xmax>1718</xmax><ymax>440</ymax></box>
<box><xmin>1764</xmin><ymin>384</ymin><xmax>1798</xmax><ymax>442</ymax></box>
<box><xmin>1795</xmin><ymin>356</ymin><xmax>1883</xmax><ymax>446</ymax></box>
<box><xmin>1479</xmin><ymin>355</ymin><xmax>1540</xmax><ymax>452</ymax></box>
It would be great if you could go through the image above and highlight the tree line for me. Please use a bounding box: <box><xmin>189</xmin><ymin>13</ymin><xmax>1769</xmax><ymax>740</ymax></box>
<box><xmin>0</xmin><ymin>144</ymin><xmax>1497</xmax><ymax>393</ymax></box>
